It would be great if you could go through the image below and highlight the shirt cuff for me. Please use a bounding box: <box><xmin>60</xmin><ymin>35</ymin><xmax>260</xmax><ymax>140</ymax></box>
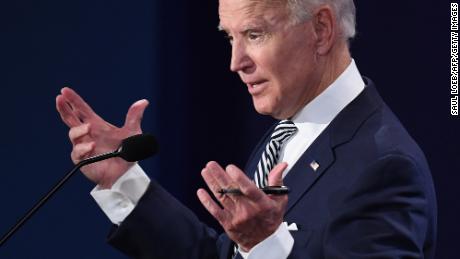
<box><xmin>90</xmin><ymin>164</ymin><xmax>151</xmax><ymax>225</ymax></box>
<box><xmin>238</xmin><ymin>222</ymin><xmax>294</xmax><ymax>259</ymax></box>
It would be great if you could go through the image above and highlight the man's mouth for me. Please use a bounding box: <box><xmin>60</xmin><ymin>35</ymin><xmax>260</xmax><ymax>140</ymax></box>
<box><xmin>246</xmin><ymin>80</ymin><xmax>268</xmax><ymax>94</ymax></box>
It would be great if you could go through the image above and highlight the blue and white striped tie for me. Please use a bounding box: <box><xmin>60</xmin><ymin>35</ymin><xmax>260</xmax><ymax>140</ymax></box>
<box><xmin>232</xmin><ymin>120</ymin><xmax>297</xmax><ymax>258</ymax></box>
<box><xmin>254</xmin><ymin>120</ymin><xmax>297</xmax><ymax>188</ymax></box>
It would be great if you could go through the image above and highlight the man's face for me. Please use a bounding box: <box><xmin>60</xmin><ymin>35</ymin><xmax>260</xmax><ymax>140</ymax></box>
<box><xmin>219</xmin><ymin>0</ymin><xmax>321</xmax><ymax>119</ymax></box>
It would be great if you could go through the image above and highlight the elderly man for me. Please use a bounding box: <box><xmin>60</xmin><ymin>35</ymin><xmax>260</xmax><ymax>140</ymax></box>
<box><xmin>56</xmin><ymin>0</ymin><xmax>437</xmax><ymax>258</ymax></box>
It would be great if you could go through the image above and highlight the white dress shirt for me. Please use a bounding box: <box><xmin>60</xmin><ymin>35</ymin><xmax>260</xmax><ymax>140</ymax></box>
<box><xmin>91</xmin><ymin>59</ymin><xmax>365</xmax><ymax>259</ymax></box>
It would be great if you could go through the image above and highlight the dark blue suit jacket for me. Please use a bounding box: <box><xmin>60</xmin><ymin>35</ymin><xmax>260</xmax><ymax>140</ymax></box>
<box><xmin>108</xmin><ymin>78</ymin><xmax>437</xmax><ymax>259</ymax></box>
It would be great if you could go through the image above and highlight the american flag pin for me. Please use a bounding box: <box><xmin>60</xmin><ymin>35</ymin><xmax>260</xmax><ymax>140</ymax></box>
<box><xmin>310</xmin><ymin>160</ymin><xmax>320</xmax><ymax>171</ymax></box>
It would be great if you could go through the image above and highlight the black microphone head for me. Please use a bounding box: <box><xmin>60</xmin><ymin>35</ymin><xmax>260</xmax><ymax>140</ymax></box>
<box><xmin>118</xmin><ymin>133</ymin><xmax>158</xmax><ymax>162</ymax></box>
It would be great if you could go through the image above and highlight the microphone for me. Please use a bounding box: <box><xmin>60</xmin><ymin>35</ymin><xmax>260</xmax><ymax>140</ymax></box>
<box><xmin>77</xmin><ymin>133</ymin><xmax>158</xmax><ymax>166</ymax></box>
<box><xmin>0</xmin><ymin>133</ymin><xmax>158</xmax><ymax>247</ymax></box>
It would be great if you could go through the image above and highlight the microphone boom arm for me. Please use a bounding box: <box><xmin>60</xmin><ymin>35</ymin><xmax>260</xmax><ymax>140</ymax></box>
<box><xmin>0</xmin><ymin>150</ymin><xmax>120</xmax><ymax>247</ymax></box>
<box><xmin>0</xmin><ymin>133</ymin><xmax>157</xmax><ymax>247</ymax></box>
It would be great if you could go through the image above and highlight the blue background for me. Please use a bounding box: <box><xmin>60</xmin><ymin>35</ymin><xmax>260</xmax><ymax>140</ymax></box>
<box><xmin>0</xmin><ymin>0</ymin><xmax>457</xmax><ymax>258</ymax></box>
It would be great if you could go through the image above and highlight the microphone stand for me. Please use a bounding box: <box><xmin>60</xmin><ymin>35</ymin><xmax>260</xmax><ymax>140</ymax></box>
<box><xmin>0</xmin><ymin>150</ymin><xmax>121</xmax><ymax>247</ymax></box>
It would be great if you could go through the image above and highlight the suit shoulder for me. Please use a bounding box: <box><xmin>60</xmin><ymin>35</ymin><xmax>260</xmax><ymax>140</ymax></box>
<box><xmin>351</xmin><ymin>102</ymin><xmax>428</xmax><ymax>166</ymax></box>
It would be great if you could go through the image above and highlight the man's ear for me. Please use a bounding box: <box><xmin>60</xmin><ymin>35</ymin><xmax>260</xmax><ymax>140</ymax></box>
<box><xmin>312</xmin><ymin>5</ymin><xmax>337</xmax><ymax>56</ymax></box>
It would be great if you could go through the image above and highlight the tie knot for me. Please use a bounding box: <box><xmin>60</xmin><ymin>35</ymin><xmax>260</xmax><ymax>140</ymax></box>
<box><xmin>270</xmin><ymin>120</ymin><xmax>297</xmax><ymax>144</ymax></box>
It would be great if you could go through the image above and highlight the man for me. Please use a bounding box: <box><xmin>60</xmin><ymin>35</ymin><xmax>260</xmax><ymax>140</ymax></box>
<box><xmin>56</xmin><ymin>0</ymin><xmax>437</xmax><ymax>258</ymax></box>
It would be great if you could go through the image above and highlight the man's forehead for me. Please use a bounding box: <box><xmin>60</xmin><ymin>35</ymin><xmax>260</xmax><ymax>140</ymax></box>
<box><xmin>219</xmin><ymin>0</ymin><xmax>287</xmax><ymax>18</ymax></box>
<box><xmin>218</xmin><ymin>0</ymin><xmax>288</xmax><ymax>30</ymax></box>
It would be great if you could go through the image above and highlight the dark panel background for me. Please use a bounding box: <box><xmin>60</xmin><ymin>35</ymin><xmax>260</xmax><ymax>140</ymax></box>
<box><xmin>0</xmin><ymin>0</ymin><xmax>456</xmax><ymax>258</ymax></box>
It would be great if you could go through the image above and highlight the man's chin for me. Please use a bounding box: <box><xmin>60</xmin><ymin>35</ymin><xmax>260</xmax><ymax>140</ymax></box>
<box><xmin>253</xmin><ymin>101</ymin><xmax>294</xmax><ymax>119</ymax></box>
<box><xmin>253</xmin><ymin>102</ymin><xmax>271</xmax><ymax>115</ymax></box>
<box><xmin>252</xmin><ymin>102</ymin><xmax>283</xmax><ymax>119</ymax></box>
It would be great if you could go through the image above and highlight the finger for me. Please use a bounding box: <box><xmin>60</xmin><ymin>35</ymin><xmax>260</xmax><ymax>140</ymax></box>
<box><xmin>56</xmin><ymin>95</ymin><xmax>81</xmax><ymax>127</ymax></box>
<box><xmin>70</xmin><ymin>142</ymin><xmax>95</xmax><ymax>164</ymax></box>
<box><xmin>267</xmin><ymin>162</ymin><xmax>288</xmax><ymax>186</ymax></box>
<box><xmin>201</xmin><ymin>166</ymin><xmax>235</xmax><ymax>211</ymax></box>
<box><xmin>124</xmin><ymin>99</ymin><xmax>149</xmax><ymax>133</ymax></box>
<box><xmin>61</xmin><ymin>87</ymin><xmax>97</xmax><ymax>122</ymax></box>
<box><xmin>68</xmin><ymin>123</ymin><xmax>91</xmax><ymax>145</ymax></box>
<box><xmin>197</xmin><ymin>188</ymin><xmax>228</xmax><ymax>225</ymax></box>
<box><xmin>267</xmin><ymin>163</ymin><xmax>289</xmax><ymax>203</ymax></box>
<box><xmin>206</xmin><ymin>161</ymin><xmax>235</xmax><ymax>191</ymax></box>
<box><xmin>226</xmin><ymin>164</ymin><xmax>265</xmax><ymax>202</ymax></box>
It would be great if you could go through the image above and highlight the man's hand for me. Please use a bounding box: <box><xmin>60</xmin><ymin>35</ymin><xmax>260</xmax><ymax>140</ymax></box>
<box><xmin>56</xmin><ymin>87</ymin><xmax>149</xmax><ymax>189</ymax></box>
<box><xmin>197</xmin><ymin>161</ymin><xmax>288</xmax><ymax>252</ymax></box>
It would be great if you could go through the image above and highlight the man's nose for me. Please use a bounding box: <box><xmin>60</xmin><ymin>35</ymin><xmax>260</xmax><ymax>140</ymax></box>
<box><xmin>230</xmin><ymin>41</ymin><xmax>253</xmax><ymax>73</ymax></box>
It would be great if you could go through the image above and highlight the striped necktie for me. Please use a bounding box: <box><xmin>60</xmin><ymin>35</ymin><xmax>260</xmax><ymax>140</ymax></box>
<box><xmin>254</xmin><ymin>120</ymin><xmax>298</xmax><ymax>188</ymax></box>
<box><xmin>231</xmin><ymin>120</ymin><xmax>297</xmax><ymax>258</ymax></box>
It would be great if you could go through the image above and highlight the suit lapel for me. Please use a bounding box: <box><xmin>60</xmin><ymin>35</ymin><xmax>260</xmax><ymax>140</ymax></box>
<box><xmin>255</xmin><ymin>79</ymin><xmax>383</xmax><ymax>214</ymax></box>
<box><xmin>283</xmin><ymin>130</ymin><xmax>335</xmax><ymax>213</ymax></box>
<box><xmin>228</xmin><ymin>78</ymin><xmax>383</xmax><ymax>259</ymax></box>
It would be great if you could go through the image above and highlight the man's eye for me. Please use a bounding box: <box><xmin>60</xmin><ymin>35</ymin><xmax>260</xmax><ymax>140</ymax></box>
<box><xmin>247</xmin><ymin>31</ymin><xmax>264</xmax><ymax>41</ymax></box>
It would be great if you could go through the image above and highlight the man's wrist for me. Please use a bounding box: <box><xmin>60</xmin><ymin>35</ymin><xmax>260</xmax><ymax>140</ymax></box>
<box><xmin>91</xmin><ymin>164</ymin><xmax>151</xmax><ymax>225</ymax></box>
<box><xmin>237</xmin><ymin>222</ymin><xmax>294</xmax><ymax>259</ymax></box>
<box><xmin>97</xmin><ymin>161</ymin><xmax>136</xmax><ymax>189</ymax></box>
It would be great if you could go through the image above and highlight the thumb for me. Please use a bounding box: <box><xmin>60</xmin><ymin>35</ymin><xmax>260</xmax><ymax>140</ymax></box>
<box><xmin>268</xmin><ymin>162</ymin><xmax>288</xmax><ymax>186</ymax></box>
<box><xmin>124</xmin><ymin>99</ymin><xmax>149</xmax><ymax>133</ymax></box>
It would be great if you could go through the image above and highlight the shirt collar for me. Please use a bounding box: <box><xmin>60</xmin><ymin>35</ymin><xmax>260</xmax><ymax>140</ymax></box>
<box><xmin>291</xmin><ymin>59</ymin><xmax>365</xmax><ymax>125</ymax></box>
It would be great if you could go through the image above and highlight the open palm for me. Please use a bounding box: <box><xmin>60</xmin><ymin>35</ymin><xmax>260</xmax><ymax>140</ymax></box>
<box><xmin>56</xmin><ymin>87</ymin><xmax>149</xmax><ymax>188</ymax></box>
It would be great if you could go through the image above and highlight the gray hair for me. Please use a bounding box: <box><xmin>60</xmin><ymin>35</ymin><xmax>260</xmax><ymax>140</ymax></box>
<box><xmin>287</xmin><ymin>0</ymin><xmax>356</xmax><ymax>39</ymax></box>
